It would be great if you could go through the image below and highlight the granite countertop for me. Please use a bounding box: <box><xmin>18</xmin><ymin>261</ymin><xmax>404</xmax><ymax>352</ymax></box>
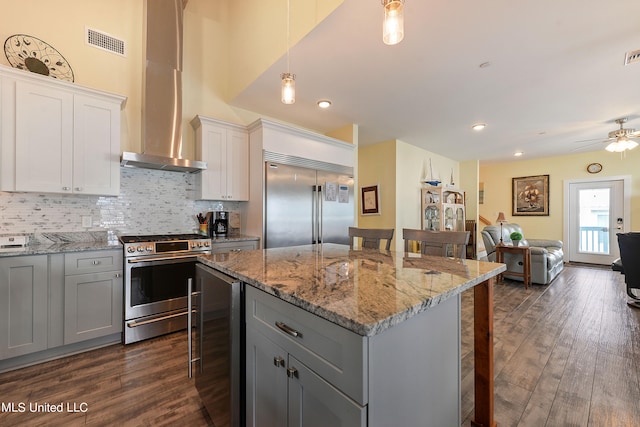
<box><xmin>198</xmin><ymin>243</ymin><xmax>505</xmax><ymax>337</ymax></box>
<box><xmin>0</xmin><ymin>232</ymin><xmax>122</xmax><ymax>257</ymax></box>
<box><xmin>0</xmin><ymin>240</ymin><xmax>122</xmax><ymax>257</ymax></box>
<box><xmin>0</xmin><ymin>233</ymin><xmax>260</xmax><ymax>257</ymax></box>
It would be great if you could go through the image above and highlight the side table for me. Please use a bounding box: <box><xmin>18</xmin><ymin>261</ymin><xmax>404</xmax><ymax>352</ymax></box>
<box><xmin>495</xmin><ymin>244</ymin><xmax>532</xmax><ymax>289</ymax></box>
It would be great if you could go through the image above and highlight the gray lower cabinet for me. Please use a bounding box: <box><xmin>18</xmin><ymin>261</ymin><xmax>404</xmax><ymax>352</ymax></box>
<box><xmin>245</xmin><ymin>286</ymin><xmax>367</xmax><ymax>427</ymax></box>
<box><xmin>245</xmin><ymin>285</ymin><xmax>461</xmax><ymax>427</ymax></box>
<box><xmin>64</xmin><ymin>250</ymin><xmax>123</xmax><ymax>344</ymax></box>
<box><xmin>0</xmin><ymin>255</ymin><xmax>49</xmax><ymax>359</ymax></box>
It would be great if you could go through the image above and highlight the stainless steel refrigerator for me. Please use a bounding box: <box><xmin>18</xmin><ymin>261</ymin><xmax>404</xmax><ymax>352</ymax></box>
<box><xmin>264</xmin><ymin>160</ymin><xmax>354</xmax><ymax>248</ymax></box>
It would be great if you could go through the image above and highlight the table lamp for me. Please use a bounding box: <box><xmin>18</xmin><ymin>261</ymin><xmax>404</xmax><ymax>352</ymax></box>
<box><xmin>496</xmin><ymin>212</ymin><xmax>506</xmax><ymax>245</ymax></box>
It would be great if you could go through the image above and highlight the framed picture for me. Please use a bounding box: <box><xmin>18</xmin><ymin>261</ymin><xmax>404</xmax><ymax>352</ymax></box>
<box><xmin>360</xmin><ymin>185</ymin><xmax>380</xmax><ymax>215</ymax></box>
<box><xmin>512</xmin><ymin>175</ymin><xmax>549</xmax><ymax>216</ymax></box>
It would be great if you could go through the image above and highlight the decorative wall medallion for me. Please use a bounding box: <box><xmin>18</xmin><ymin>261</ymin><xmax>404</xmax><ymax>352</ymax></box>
<box><xmin>4</xmin><ymin>34</ymin><xmax>74</xmax><ymax>82</ymax></box>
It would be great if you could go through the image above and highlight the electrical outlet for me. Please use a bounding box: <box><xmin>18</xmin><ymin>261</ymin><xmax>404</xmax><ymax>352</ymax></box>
<box><xmin>81</xmin><ymin>216</ymin><xmax>92</xmax><ymax>228</ymax></box>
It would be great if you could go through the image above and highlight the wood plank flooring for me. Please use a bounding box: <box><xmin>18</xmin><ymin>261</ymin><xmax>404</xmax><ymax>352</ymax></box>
<box><xmin>1</xmin><ymin>264</ymin><xmax>638</xmax><ymax>426</ymax></box>
<box><xmin>461</xmin><ymin>264</ymin><xmax>640</xmax><ymax>426</ymax></box>
<box><xmin>0</xmin><ymin>332</ymin><xmax>213</xmax><ymax>426</ymax></box>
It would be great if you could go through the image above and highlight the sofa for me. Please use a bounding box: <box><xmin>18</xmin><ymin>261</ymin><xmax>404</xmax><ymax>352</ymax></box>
<box><xmin>481</xmin><ymin>223</ymin><xmax>564</xmax><ymax>285</ymax></box>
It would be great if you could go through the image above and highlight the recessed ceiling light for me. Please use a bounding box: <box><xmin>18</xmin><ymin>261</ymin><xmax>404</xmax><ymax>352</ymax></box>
<box><xmin>514</xmin><ymin>151</ymin><xmax>524</xmax><ymax>157</ymax></box>
<box><xmin>471</xmin><ymin>123</ymin><xmax>487</xmax><ymax>131</ymax></box>
<box><xmin>317</xmin><ymin>100</ymin><xmax>332</xmax><ymax>108</ymax></box>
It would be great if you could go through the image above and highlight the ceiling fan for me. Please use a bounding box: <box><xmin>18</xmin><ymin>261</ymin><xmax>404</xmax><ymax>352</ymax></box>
<box><xmin>602</xmin><ymin>118</ymin><xmax>640</xmax><ymax>152</ymax></box>
<box><xmin>573</xmin><ymin>118</ymin><xmax>640</xmax><ymax>153</ymax></box>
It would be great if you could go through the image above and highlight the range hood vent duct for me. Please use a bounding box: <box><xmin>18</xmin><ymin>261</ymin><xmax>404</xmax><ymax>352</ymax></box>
<box><xmin>121</xmin><ymin>0</ymin><xmax>206</xmax><ymax>174</ymax></box>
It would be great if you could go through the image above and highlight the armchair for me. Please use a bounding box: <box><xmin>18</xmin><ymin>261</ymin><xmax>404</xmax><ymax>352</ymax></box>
<box><xmin>481</xmin><ymin>223</ymin><xmax>564</xmax><ymax>285</ymax></box>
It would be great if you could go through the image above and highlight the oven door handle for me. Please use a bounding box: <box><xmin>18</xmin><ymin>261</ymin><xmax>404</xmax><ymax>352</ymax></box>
<box><xmin>127</xmin><ymin>254</ymin><xmax>201</xmax><ymax>263</ymax></box>
<box><xmin>126</xmin><ymin>310</ymin><xmax>188</xmax><ymax>327</ymax></box>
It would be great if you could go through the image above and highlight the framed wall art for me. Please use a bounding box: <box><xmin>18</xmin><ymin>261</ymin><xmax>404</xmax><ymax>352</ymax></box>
<box><xmin>512</xmin><ymin>175</ymin><xmax>549</xmax><ymax>216</ymax></box>
<box><xmin>360</xmin><ymin>185</ymin><xmax>380</xmax><ymax>215</ymax></box>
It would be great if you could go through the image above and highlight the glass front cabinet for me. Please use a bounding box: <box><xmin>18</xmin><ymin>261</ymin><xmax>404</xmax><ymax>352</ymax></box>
<box><xmin>421</xmin><ymin>186</ymin><xmax>465</xmax><ymax>232</ymax></box>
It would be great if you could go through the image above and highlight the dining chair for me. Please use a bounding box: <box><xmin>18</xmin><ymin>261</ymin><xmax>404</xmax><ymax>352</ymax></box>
<box><xmin>403</xmin><ymin>228</ymin><xmax>470</xmax><ymax>259</ymax></box>
<box><xmin>348</xmin><ymin>227</ymin><xmax>394</xmax><ymax>250</ymax></box>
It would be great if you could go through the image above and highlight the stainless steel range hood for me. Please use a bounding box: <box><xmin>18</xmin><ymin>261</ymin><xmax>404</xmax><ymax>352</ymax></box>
<box><xmin>121</xmin><ymin>0</ymin><xmax>206</xmax><ymax>174</ymax></box>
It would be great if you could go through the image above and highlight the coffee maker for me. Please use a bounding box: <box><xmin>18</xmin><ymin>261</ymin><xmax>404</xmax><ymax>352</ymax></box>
<box><xmin>207</xmin><ymin>211</ymin><xmax>229</xmax><ymax>237</ymax></box>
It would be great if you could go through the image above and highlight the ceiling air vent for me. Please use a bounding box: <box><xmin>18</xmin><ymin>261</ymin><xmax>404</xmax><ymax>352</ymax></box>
<box><xmin>624</xmin><ymin>49</ymin><xmax>640</xmax><ymax>66</ymax></box>
<box><xmin>86</xmin><ymin>27</ymin><xmax>126</xmax><ymax>57</ymax></box>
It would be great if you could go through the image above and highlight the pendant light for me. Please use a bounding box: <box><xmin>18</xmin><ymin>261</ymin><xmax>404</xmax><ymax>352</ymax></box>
<box><xmin>281</xmin><ymin>0</ymin><xmax>295</xmax><ymax>104</ymax></box>
<box><xmin>382</xmin><ymin>0</ymin><xmax>405</xmax><ymax>45</ymax></box>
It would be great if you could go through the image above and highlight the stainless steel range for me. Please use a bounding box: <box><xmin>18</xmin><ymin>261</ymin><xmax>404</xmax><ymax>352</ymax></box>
<box><xmin>120</xmin><ymin>233</ymin><xmax>211</xmax><ymax>344</ymax></box>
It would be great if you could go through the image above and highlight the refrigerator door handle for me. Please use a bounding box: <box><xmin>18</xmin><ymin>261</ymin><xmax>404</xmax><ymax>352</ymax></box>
<box><xmin>312</xmin><ymin>185</ymin><xmax>318</xmax><ymax>244</ymax></box>
<box><xmin>317</xmin><ymin>185</ymin><xmax>323</xmax><ymax>243</ymax></box>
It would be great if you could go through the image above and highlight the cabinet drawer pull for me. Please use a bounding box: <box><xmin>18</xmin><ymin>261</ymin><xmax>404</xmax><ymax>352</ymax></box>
<box><xmin>92</xmin><ymin>260</ymin><xmax>101</xmax><ymax>265</ymax></box>
<box><xmin>287</xmin><ymin>367</ymin><xmax>299</xmax><ymax>378</ymax></box>
<box><xmin>275</xmin><ymin>321</ymin><xmax>302</xmax><ymax>338</ymax></box>
<box><xmin>62</xmin><ymin>186</ymin><xmax>71</xmax><ymax>191</ymax></box>
<box><xmin>273</xmin><ymin>356</ymin><xmax>285</xmax><ymax>368</ymax></box>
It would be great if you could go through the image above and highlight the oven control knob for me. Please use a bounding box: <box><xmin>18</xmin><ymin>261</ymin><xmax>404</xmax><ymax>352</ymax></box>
<box><xmin>127</xmin><ymin>246</ymin><xmax>135</xmax><ymax>253</ymax></box>
<box><xmin>137</xmin><ymin>246</ymin><xmax>145</xmax><ymax>253</ymax></box>
<box><xmin>203</xmin><ymin>241</ymin><xmax>210</xmax><ymax>247</ymax></box>
<box><xmin>146</xmin><ymin>245</ymin><xmax>153</xmax><ymax>252</ymax></box>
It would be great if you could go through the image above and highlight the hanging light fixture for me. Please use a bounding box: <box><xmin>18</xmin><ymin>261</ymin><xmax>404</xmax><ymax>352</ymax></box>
<box><xmin>382</xmin><ymin>0</ymin><xmax>405</xmax><ymax>45</ymax></box>
<box><xmin>605</xmin><ymin>136</ymin><xmax>638</xmax><ymax>153</ymax></box>
<box><xmin>281</xmin><ymin>72</ymin><xmax>295</xmax><ymax>104</ymax></box>
<box><xmin>604</xmin><ymin>118</ymin><xmax>639</xmax><ymax>153</ymax></box>
<box><xmin>281</xmin><ymin>0</ymin><xmax>295</xmax><ymax>104</ymax></box>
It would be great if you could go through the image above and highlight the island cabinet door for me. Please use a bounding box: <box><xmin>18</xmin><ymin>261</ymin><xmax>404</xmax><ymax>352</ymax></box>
<box><xmin>246</xmin><ymin>326</ymin><xmax>288</xmax><ymax>427</ymax></box>
<box><xmin>288</xmin><ymin>356</ymin><xmax>366</xmax><ymax>427</ymax></box>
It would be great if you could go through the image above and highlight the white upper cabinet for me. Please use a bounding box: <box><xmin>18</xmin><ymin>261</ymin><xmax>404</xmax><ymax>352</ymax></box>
<box><xmin>192</xmin><ymin>115</ymin><xmax>249</xmax><ymax>201</ymax></box>
<box><xmin>72</xmin><ymin>94</ymin><xmax>122</xmax><ymax>195</ymax></box>
<box><xmin>0</xmin><ymin>64</ymin><xmax>125</xmax><ymax>196</ymax></box>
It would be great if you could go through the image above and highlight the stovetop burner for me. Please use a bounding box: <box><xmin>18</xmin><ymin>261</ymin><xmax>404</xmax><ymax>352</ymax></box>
<box><xmin>119</xmin><ymin>233</ymin><xmax>207</xmax><ymax>244</ymax></box>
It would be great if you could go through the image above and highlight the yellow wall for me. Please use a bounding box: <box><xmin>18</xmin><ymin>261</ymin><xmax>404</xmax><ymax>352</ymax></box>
<box><xmin>358</xmin><ymin>140</ymin><xmax>462</xmax><ymax>252</ymax></box>
<box><xmin>0</xmin><ymin>0</ymin><xmax>344</xmax><ymax>159</ymax></box>
<box><xmin>479</xmin><ymin>149</ymin><xmax>640</xmax><ymax>241</ymax></box>
<box><xmin>1</xmin><ymin>0</ymin><xmax>144</xmax><ymax>153</ymax></box>
<box><xmin>460</xmin><ymin>160</ymin><xmax>480</xmax><ymax>256</ymax></box>
<box><xmin>358</xmin><ymin>140</ymin><xmax>396</xmax><ymax>232</ymax></box>
<box><xmin>325</xmin><ymin>124</ymin><xmax>357</xmax><ymax>144</ymax></box>
<box><xmin>460</xmin><ymin>160</ymin><xmax>479</xmax><ymax>221</ymax></box>
<box><xmin>227</xmin><ymin>0</ymin><xmax>343</xmax><ymax>100</ymax></box>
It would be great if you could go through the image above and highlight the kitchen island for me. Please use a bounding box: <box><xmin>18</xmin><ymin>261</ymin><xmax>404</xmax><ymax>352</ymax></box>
<box><xmin>198</xmin><ymin>243</ymin><xmax>505</xmax><ymax>427</ymax></box>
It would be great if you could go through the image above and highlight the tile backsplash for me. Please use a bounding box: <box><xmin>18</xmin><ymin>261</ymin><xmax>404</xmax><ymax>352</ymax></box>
<box><xmin>0</xmin><ymin>168</ymin><xmax>241</xmax><ymax>239</ymax></box>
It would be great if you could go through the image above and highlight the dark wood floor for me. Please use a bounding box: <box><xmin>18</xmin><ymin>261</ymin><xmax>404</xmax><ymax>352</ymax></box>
<box><xmin>1</xmin><ymin>264</ymin><xmax>638</xmax><ymax>426</ymax></box>
<box><xmin>461</xmin><ymin>264</ymin><xmax>640</xmax><ymax>426</ymax></box>
<box><xmin>0</xmin><ymin>332</ymin><xmax>213</xmax><ymax>426</ymax></box>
